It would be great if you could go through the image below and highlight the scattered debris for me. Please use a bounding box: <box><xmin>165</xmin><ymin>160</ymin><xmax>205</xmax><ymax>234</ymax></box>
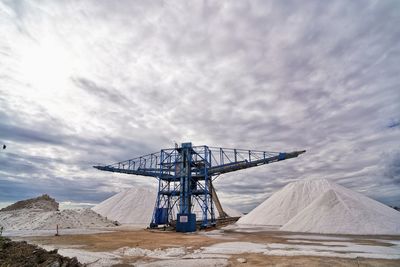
<box><xmin>236</xmin><ymin>257</ymin><xmax>247</xmax><ymax>263</ymax></box>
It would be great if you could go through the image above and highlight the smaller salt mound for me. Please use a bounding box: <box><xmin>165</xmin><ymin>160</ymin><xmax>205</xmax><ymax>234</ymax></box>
<box><xmin>0</xmin><ymin>208</ymin><xmax>116</xmax><ymax>230</ymax></box>
<box><xmin>93</xmin><ymin>187</ymin><xmax>157</xmax><ymax>224</ymax></box>
<box><xmin>237</xmin><ymin>179</ymin><xmax>333</xmax><ymax>225</ymax></box>
<box><xmin>281</xmin><ymin>187</ymin><xmax>400</xmax><ymax>235</ymax></box>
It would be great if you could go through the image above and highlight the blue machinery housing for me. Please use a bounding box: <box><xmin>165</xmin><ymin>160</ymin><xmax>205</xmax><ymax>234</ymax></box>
<box><xmin>94</xmin><ymin>143</ymin><xmax>305</xmax><ymax>232</ymax></box>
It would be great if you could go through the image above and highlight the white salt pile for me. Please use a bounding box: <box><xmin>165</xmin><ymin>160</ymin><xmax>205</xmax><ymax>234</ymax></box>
<box><xmin>93</xmin><ymin>187</ymin><xmax>242</xmax><ymax>224</ymax></box>
<box><xmin>93</xmin><ymin>187</ymin><xmax>158</xmax><ymax>225</ymax></box>
<box><xmin>237</xmin><ymin>179</ymin><xmax>332</xmax><ymax>226</ymax></box>
<box><xmin>281</xmin><ymin>186</ymin><xmax>400</xmax><ymax>235</ymax></box>
<box><xmin>0</xmin><ymin>208</ymin><xmax>115</xmax><ymax>230</ymax></box>
<box><xmin>0</xmin><ymin>195</ymin><xmax>116</xmax><ymax>231</ymax></box>
<box><xmin>238</xmin><ymin>179</ymin><xmax>400</xmax><ymax>235</ymax></box>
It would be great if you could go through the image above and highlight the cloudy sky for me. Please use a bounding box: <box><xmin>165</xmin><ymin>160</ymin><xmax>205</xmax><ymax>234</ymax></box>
<box><xmin>0</xmin><ymin>0</ymin><xmax>399</xmax><ymax>212</ymax></box>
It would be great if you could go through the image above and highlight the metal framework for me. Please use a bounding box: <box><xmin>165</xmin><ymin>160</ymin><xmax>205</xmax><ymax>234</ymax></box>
<box><xmin>94</xmin><ymin>143</ymin><xmax>305</xmax><ymax>232</ymax></box>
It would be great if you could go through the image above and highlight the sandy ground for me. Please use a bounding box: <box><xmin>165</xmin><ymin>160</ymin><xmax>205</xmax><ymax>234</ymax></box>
<box><xmin>228</xmin><ymin>254</ymin><xmax>400</xmax><ymax>267</ymax></box>
<box><xmin>13</xmin><ymin>226</ymin><xmax>400</xmax><ymax>267</ymax></box>
<box><xmin>24</xmin><ymin>229</ymin><xmax>221</xmax><ymax>251</ymax></box>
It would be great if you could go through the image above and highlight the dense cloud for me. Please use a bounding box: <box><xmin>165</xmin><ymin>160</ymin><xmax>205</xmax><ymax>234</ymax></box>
<box><xmin>384</xmin><ymin>151</ymin><xmax>400</xmax><ymax>184</ymax></box>
<box><xmin>0</xmin><ymin>0</ymin><xmax>399</xmax><ymax>212</ymax></box>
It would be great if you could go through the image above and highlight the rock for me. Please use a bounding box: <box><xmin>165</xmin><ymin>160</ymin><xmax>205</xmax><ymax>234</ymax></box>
<box><xmin>0</xmin><ymin>237</ymin><xmax>84</xmax><ymax>266</ymax></box>
<box><xmin>69</xmin><ymin>257</ymin><xmax>81</xmax><ymax>266</ymax></box>
<box><xmin>49</xmin><ymin>249</ymin><xmax>59</xmax><ymax>254</ymax></box>
<box><xmin>48</xmin><ymin>261</ymin><xmax>61</xmax><ymax>267</ymax></box>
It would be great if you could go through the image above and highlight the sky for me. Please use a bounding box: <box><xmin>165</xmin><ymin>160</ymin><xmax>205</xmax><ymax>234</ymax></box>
<box><xmin>0</xmin><ymin>0</ymin><xmax>399</xmax><ymax>212</ymax></box>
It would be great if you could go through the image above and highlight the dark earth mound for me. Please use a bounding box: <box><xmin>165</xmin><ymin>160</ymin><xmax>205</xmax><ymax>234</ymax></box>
<box><xmin>0</xmin><ymin>236</ymin><xmax>83</xmax><ymax>267</ymax></box>
<box><xmin>0</xmin><ymin>194</ymin><xmax>59</xmax><ymax>212</ymax></box>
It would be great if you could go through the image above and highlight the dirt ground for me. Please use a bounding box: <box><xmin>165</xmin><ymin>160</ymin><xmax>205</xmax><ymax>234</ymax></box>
<box><xmin>19</xmin><ymin>228</ymin><xmax>400</xmax><ymax>266</ymax></box>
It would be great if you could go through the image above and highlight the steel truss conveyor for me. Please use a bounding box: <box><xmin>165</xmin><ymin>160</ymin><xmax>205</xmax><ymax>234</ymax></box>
<box><xmin>94</xmin><ymin>143</ymin><xmax>305</xmax><ymax>232</ymax></box>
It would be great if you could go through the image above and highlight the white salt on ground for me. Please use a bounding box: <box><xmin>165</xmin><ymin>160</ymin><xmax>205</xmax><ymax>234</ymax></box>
<box><xmin>93</xmin><ymin>187</ymin><xmax>242</xmax><ymax>225</ymax></box>
<box><xmin>238</xmin><ymin>179</ymin><xmax>400</xmax><ymax>235</ymax></box>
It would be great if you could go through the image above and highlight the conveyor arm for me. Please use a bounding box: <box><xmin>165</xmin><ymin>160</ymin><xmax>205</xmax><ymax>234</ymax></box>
<box><xmin>208</xmin><ymin>150</ymin><xmax>305</xmax><ymax>175</ymax></box>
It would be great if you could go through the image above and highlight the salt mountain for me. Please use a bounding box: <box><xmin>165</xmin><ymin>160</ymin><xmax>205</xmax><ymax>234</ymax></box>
<box><xmin>237</xmin><ymin>179</ymin><xmax>400</xmax><ymax>235</ymax></box>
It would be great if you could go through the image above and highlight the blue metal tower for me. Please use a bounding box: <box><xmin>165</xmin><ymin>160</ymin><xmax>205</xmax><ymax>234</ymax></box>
<box><xmin>94</xmin><ymin>143</ymin><xmax>305</xmax><ymax>232</ymax></box>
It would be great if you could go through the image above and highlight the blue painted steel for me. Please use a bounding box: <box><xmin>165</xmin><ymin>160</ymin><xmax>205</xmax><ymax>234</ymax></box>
<box><xmin>278</xmin><ymin>153</ymin><xmax>286</xmax><ymax>160</ymax></box>
<box><xmin>93</xmin><ymin>144</ymin><xmax>305</xmax><ymax>232</ymax></box>
<box><xmin>176</xmin><ymin>213</ymin><xmax>196</xmax><ymax>232</ymax></box>
<box><xmin>155</xmin><ymin>208</ymin><xmax>169</xmax><ymax>224</ymax></box>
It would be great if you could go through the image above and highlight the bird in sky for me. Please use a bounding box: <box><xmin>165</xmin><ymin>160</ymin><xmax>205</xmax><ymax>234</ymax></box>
<box><xmin>2</xmin><ymin>144</ymin><xmax>6</xmax><ymax>149</ymax></box>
